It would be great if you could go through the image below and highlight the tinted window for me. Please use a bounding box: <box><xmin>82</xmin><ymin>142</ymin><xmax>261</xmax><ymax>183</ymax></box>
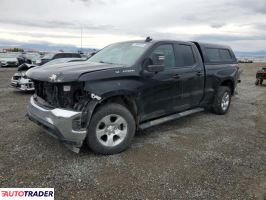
<box><xmin>150</xmin><ymin>44</ymin><xmax>176</xmax><ymax>70</ymax></box>
<box><xmin>64</xmin><ymin>53</ymin><xmax>72</xmax><ymax>58</ymax></box>
<box><xmin>206</xmin><ymin>48</ymin><xmax>233</xmax><ymax>62</ymax></box>
<box><xmin>72</xmin><ymin>53</ymin><xmax>81</xmax><ymax>58</ymax></box>
<box><xmin>219</xmin><ymin>49</ymin><xmax>232</xmax><ymax>61</ymax></box>
<box><xmin>206</xmin><ymin>48</ymin><xmax>220</xmax><ymax>62</ymax></box>
<box><xmin>179</xmin><ymin>45</ymin><xmax>196</xmax><ymax>66</ymax></box>
<box><xmin>54</xmin><ymin>54</ymin><xmax>64</xmax><ymax>59</ymax></box>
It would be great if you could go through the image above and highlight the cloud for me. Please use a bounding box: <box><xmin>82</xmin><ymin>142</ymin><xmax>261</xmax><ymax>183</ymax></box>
<box><xmin>210</xmin><ymin>23</ymin><xmax>226</xmax><ymax>29</ymax></box>
<box><xmin>0</xmin><ymin>18</ymin><xmax>114</xmax><ymax>32</ymax></box>
<box><xmin>236</xmin><ymin>0</ymin><xmax>266</xmax><ymax>14</ymax></box>
<box><xmin>0</xmin><ymin>31</ymin><xmax>92</xmax><ymax>39</ymax></box>
<box><xmin>0</xmin><ymin>19</ymin><xmax>76</xmax><ymax>29</ymax></box>
<box><xmin>0</xmin><ymin>0</ymin><xmax>265</xmax><ymax>51</ymax></box>
<box><xmin>193</xmin><ymin>34</ymin><xmax>266</xmax><ymax>42</ymax></box>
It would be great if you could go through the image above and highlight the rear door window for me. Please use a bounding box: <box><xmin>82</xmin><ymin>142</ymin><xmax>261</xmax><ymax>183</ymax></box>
<box><xmin>72</xmin><ymin>53</ymin><xmax>81</xmax><ymax>58</ymax></box>
<box><xmin>206</xmin><ymin>48</ymin><xmax>220</xmax><ymax>62</ymax></box>
<box><xmin>64</xmin><ymin>53</ymin><xmax>72</xmax><ymax>58</ymax></box>
<box><xmin>219</xmin><ymin>49</ymin><xmax>232</xmax><ymax>61</ymax></box>
<box><xmin>54</xmin><ymin>53</ymin><xmax>65</xmax><ymax>59</ymax></box>
<box><xmin>179</xmin><ymin>45</ymin><xmax>196</xmax><ymax>66</ymax></box>
<box><xmin>206</xmin><ymin>48</ymin><xmax>233</xmax><ymax>62</ymax></box>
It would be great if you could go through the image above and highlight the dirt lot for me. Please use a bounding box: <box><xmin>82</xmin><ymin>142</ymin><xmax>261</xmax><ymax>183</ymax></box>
<box><xmin>0</xmin><ymin>63</ymin><xmax>265</xmax><ymax>199</ymax></box>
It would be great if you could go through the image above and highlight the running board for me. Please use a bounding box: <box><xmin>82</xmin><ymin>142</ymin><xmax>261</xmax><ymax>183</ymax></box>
<box><xmin>139</xmin><ymin>107</ymin><xmax>204</xmax><ymax>130</ymax></box>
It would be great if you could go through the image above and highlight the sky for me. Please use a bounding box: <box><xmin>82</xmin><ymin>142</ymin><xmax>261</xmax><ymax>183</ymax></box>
<box><xmin>0</xmin><ymin>0</ymin><xmax>265</xmax><ymax>52</ymax></box>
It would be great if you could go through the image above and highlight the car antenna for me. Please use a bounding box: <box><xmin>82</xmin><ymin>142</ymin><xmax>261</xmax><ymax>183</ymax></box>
<box><xmin>145</xmin><ymin>36</ymin><xmax>152</xmax><ymax>42</ymax></box>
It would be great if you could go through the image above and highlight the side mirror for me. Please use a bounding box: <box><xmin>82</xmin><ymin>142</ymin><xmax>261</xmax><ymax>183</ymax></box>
<box><xmin>146</xmin><ymin>64</ymin><xmax>164</xmax><ymax>73</ymax></box>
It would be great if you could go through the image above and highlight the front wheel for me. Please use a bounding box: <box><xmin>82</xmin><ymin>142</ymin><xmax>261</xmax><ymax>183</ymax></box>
<box><xmin>86</xmin><ymin>103</ymin><xmax>136</xmax><ymax>155</ymax></box>
<box><xmin>212</xmin><ymin>86</ymin><xmax>231</xmax><ymax>115</ymax></box>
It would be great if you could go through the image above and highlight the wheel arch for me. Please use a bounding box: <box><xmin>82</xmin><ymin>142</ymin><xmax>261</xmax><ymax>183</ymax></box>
<box><xmin>90</xmin><ymin>92</ymin><xmax>139</xmax><ymax>126</ymax></box>
<box><xmin>220</xmin><ymin>79</ymin><xmax>235</xmax><ymax>95</ymax></box>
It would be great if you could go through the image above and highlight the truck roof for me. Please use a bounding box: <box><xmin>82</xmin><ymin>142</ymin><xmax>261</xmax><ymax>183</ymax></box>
<box><xmin>192</xmin><ymin>42</ymin><xmax>232</xmax><ymax>50</ymax></box>
<box><xmin>118</xmin><ymin>40</ymin><xmax>232</xmax><ymax>49</ymax></box>
<box><xmin>112</xmin><ymin>39</ymin><xmax>237</xmax><ymax>64</ymax></box>
<box><xmin>117</xmin><ymin>39</ymin><xmax>195</xmax><ymax>46</ymax></box>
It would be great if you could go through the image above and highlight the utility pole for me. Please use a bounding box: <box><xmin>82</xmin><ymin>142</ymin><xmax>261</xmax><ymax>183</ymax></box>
<box><xmin>80</xmin><ymin>25</ymin><xmax>83</xmax><ymax>52</ymax></box>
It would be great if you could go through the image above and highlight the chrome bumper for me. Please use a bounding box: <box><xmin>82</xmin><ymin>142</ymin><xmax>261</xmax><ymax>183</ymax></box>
<box><xmin>27</xmin><ymin>96</ymin><xmax>87</xmax><ymax>153</ymax></box>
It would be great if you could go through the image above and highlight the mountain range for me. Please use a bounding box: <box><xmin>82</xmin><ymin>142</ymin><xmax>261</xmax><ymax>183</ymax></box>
<box><xmin>0</xmin><ymin>39</ymin><xmax>97</xmax><ymax>53</ymax></box>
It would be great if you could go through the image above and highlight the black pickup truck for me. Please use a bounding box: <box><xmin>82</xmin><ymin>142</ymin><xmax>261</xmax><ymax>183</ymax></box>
<box><xmin>26</xmin><ymin>38</ymin><xmax>240</xmax><ymax>154</ymax></box>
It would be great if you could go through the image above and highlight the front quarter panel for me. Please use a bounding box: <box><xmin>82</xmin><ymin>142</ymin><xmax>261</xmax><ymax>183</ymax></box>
<box><xmin>79</xmin><ymin>67</ymin><xmax>143</xmax><ymax>98</ymax></box>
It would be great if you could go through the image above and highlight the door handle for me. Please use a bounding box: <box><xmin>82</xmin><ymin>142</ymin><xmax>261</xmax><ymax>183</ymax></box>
<box><xmin>172</xmin><ymin>74</ymin><xmax>180</xmax><ymax>79</ymax></box>
<box><xmin>196</xmin><ymin>71</ymin><xmax>203</xmax><ymax>76</ymax></box>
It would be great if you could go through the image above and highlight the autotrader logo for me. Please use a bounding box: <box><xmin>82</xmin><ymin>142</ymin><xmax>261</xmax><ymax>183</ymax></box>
<box><xmin>0</xmin><ymin>188</ymin><xmax>54</xmax><ymax>199</ymax></box>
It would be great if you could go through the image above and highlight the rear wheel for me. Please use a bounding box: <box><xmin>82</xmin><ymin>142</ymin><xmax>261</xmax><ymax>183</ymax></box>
<box><xmin>212</xmin><ymin>86</ymin><xmax>231</xmax><ymax>115</ymax></box>
<box><xmin>87</xmin><ymin>103</ymin><xmax>136</xmax><ymax>155</ymax></box>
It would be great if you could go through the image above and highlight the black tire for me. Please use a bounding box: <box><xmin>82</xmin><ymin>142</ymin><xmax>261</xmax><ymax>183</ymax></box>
<box><xmin>259</xmin><ymin>79</ymin><xmax>263</xmax><ymax>85</ymax></box>
<box><xmin>212</xmin><ymin>86</ymin><xmax>231</xmax><ymax>115</ymax></box>
<box><xmin>255</xmin><ymin>79</ymin><xmax>259</xmax><ymax>85</ymax></box>
<box><xmin>87</xmin><ymin>103</ymin><xmax>136</xmax><ymax>155</ymax></box>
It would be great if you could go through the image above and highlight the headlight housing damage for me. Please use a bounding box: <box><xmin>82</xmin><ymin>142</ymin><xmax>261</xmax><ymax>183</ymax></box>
<box><xmin>34</xmin><ymin>81</ymin><xmax>90</xmax><ymax>110</ymax></box>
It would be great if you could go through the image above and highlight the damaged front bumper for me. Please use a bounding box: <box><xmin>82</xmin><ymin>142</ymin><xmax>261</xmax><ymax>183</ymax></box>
<box><xmin>11</xmin><ymin>76</ymin><xmax>35</xmax><ymax>91</ymax></box>
<box><xmin>26</xmin><ymin>96</ymin><xmax>87</xmax><ymax>153</ymax></box>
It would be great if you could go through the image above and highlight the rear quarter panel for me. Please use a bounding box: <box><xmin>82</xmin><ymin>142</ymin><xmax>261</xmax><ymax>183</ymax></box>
<box><xmin>203</xmin><ymin>63</ymin><xmax>238</xmax><ymax>104</ymax></box>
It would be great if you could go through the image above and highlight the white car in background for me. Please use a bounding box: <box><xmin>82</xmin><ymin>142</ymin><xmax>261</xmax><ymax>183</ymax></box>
<box><xmin>0</xmin><ymin>53</ymin><xmax>20</xmax><ymax>67</ymax></box>
<box><xmin>10</xmin><ymin>57</ymin><xmax>86</xmax><ymax>91</ymax></box>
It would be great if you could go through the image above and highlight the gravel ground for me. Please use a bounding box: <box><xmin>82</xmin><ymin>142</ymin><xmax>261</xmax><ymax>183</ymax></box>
<box><xmin>0</xmin><ymin>63</ymin><xmax>265</xmax><ymax>199</ymax></box>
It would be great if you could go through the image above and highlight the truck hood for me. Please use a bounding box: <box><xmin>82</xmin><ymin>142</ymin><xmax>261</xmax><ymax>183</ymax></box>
<box><xmin>26</xmin><ymin>61</ymin><xmax>124</xmax><ymax>82</ymax></box>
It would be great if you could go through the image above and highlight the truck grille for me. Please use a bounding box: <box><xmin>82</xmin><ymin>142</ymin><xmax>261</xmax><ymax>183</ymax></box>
<box><xmin>34</xmin><ymin>81</ymin><xmax>86</xmax><ymax>109</ymax></box>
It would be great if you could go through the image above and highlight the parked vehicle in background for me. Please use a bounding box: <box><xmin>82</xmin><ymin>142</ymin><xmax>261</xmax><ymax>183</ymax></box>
<box><xmin>11</xmin><ymin>58</ymin><xmax>85</xmax><ymax>91</ymax></box>
<box><xmin>26</xmin><ymin>38</ymin><xmax>241</xmax><ymax>154</ymax></box>
<box><xmin>238</xmin><ymin>58</ymin><xmax>253</xmax><ymax>63</ymax></box>
<box><xmin>22</xmin><ymin>52</ymin><xmax>41</xmax><ymax>64</ymax></box>
<box><xmin>0</xmin><ymin>53</ymin><xmax>20</xmax><ymax>67</ymax></box>
<box><xmin>41</xmin><ymin>57</ymin><xmax>87</xmax><ymax>66</ymax></box>
<box><xmin>36</xmin><ymin>52</ymin><xmax>82</xmax><ymax>65</ymax></box>
<box><xmin>255</xmin><ymin>67</ymin><xmax>266</xmax><ymax>85</ymax></box>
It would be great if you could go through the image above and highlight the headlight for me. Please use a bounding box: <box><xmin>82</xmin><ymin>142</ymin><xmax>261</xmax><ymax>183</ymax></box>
<box><xmin>21</xmin><ymin>72</ymin><xmax>27</xmax><ymax>78</ymax></box>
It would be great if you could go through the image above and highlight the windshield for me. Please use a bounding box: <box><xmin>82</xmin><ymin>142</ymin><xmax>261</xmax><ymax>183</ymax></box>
<box><xmin>42</xmin><ymin>53</ymin><xmax>55</xmax><ymax>59</ymax></box>
<box><xmin>88</xmin><ymin>42</ymin><xmax>151</xmax><ymax>66</ymax></box>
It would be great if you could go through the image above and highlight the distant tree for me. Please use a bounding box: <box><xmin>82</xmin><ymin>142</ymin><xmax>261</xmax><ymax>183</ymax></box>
<box><xmin>5</xmin><ymin>48</ymin><xmax>24</xmax><ymax>52</ymax></box>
